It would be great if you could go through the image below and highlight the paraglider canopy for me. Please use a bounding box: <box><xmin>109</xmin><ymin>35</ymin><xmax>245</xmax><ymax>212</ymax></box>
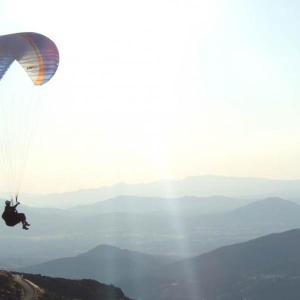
<box><xmin>0</xmin><ymin>32</ymin><xmax>59</xmax><ymax>85</ymax></box>
<box><xmin>0</xmin><ymin>32</ymin><xmax>59</xmax><ymax>199</ymax></box>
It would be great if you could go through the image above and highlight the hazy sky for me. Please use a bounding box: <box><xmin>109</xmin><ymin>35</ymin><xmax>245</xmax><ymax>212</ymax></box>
<box><xmin>0</xmin><ymin>0</ymin><xmax>300</xmax><ymax>193</ymax></box>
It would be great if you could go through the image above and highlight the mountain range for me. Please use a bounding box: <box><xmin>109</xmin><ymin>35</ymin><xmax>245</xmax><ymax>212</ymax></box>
<box><xmin>20</xmin><ymin>229</ymin><xmax>300</xmax><ymax>300</ymax></box>
<box><xmin>2</xmin><ymin>196</ymin><xmax>300</xmax><ymax>267</ymax></box>
<box><xmin>21</xmin><ymin>175</ymin><xmax>300</xmax><ymax>208</ymax></box>
<box><xmin>21</xmin><ymin>245</ymin><xmax>172</xmax><ymax>285</ymax></box>
<box><xmin>135</xmin><ymin>229</ymin><xmax>300</xmax><ymax>300</ymax></box>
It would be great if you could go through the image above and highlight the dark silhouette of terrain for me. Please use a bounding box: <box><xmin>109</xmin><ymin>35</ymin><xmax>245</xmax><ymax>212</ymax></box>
<box><xmin>22</xmin><ymin>273</ymin><xmax>131</xmax><ymax>300</ymax></box>
<box><xmin>0</xmin><ymin>270</ymin><xmax>131</xmax><ymax>300</ymax></box>
<box><xmin>0</xmin><ymin>271</ymin><xmax>21</xmax><ymax>300</ymax></box>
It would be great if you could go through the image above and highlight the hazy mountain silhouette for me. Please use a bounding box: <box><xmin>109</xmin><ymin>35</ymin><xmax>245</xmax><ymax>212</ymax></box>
<box><xmin>19</xmin><ymin>229</ymin><xmax>300</xmax><ymax>299</ymax></box>
<box><xmin>228</xmin><ymin>197</ymin><xmax>300</xmax><ymax>223</ymax></box>
<box><xmin>128</xmin><ymin>229</ymin><xmax>300</xmax><ymax>299</ymax></box>
<box><xmin>70</xmin><ymin>195</ymin><xmax>242</xmax><ymax>215</ymax></box>
<box><xmin>20</xmin><ymin>245</ymin><xmax>172</xmax><ymax>286</ymax></box>
<box><xmin>22</xmin><ymin>175</ymin><xmax>300</xmax><ymax>208</ymax></box>
<box><xmin>3</xmin><ymin>197</ymin><xmax>300</xmax><ymax>267</ymax></box>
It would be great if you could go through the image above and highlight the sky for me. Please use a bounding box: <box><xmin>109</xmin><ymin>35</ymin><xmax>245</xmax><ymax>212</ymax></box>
<box><xmin>0</xmin><ymin>0</ymin><xmax>300</xmax><ymax>193</ymax></box>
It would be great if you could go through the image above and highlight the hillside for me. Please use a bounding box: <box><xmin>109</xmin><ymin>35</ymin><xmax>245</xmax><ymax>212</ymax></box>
<box><xmin>213</xmin><ymin>197</ymin><xmax>300</xmax><ymax>230</ymax></box>
<box><xmin>21</xmin><ymin>229</ymin><xmax>300</xmax><ymax>300</ymax></box>
<box><xmin>21</xmin><ymin>245</ymin><xmax>172</xmax><ymax>286</ymax></box>
<box><xmin>229</xmin><ymin>197</ymin><xmax>300</xmax><ymax>222</ymax></box>
<box><xmin>22</xmin><ymin>273</ymin><xmax>131</xmax><ymax>300</ymax></box>
<box><xmin>132</xmin><ymin>229</ymin><xmax>300</xmax><ymax>300</ymax></box>
<box><xmin>0</xmin><ymin>271</ymin><xmax>131</xmax><ymax>300</ymax></box>
<box><xmin>0</xmin><ymin>272</ymin><xmax>21</xmax><ymax>300</ymax></box>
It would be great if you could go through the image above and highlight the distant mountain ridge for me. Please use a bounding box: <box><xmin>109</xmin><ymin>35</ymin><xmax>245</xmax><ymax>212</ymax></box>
<box><xmin>229</xmin><ymin>197</ymin><xmax>300</xmax><ymax>222</ymax></box>
<box><xmin>20</xmin><ymin>229</ymin><xmax>300</xmax><ymax>300</ymax></box>
<box><xmin>20</xmin><ymin>245</ymin><xmax>172</xmax><ymax>286</ymax></box>
<box><xmin>128</xmin><ymin>229</ymin><xmax>300</xmax><ymax>299</ymax></box>
<box><xmin>3</xmin><ymin>197</ymin><xmax>300</xmax><ymax>267</ymax></box>
<box><xmin>22</xmin><ymin>175</ymin><xmax>300</xmax><ymax>208</ymax></box>
<box><xmin>71</xmin><ymin>195</ymin><xmax>244</xmax><ymax>215</ymax></box>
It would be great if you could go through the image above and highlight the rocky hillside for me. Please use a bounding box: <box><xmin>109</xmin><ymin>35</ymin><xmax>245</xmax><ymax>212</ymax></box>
<box><xmin>0</xmin><ymin>271</ymin><xmax>21</xmax><ymax>300</ymax></box>
<box><xmin>24</xmin><ymin>273</ymin><xmax>131</xmax><ymax>300</ymax></box>
<box><xmin>0</xmin><ymin>271</ymin><xmax>131</xmax><ymax>300</ymax></box>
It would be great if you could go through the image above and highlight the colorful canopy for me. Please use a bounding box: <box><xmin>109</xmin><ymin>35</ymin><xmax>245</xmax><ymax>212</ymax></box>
<box><xmin>0</xmin><ymin>32</ymin><xmax>59</xmax><ymax>85</ymax></box>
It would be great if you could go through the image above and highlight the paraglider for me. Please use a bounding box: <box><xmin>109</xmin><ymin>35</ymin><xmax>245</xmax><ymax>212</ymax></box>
<box><xmin>0</xmin><ymin>32</ymin><xmax>59</xmax><ymax>229</ymax></box>
<box><xmin>2</xmin><ymin>195</ymin><xmax>30</xmax><ymax>230</ymax></box>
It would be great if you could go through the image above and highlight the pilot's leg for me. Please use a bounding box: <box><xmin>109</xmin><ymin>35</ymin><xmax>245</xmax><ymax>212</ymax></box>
<box><xmin>17</xmin><ymin>213</ymin><xmax>29</xmax><ymax>227</ymax></box>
